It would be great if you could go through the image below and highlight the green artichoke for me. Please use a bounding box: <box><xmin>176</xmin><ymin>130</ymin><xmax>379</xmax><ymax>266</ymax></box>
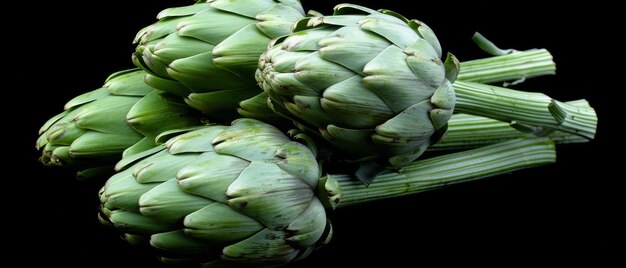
<box><xmin>258</xmin><ymin>4</ymin><xmax>458</xmax><ymax>166</ymax></box>
<box><xmin>133</xmin><ymin>0</ymin><xmax>306</xmax><ymax>122</ymax></box>
<box><xmin>36</xmin><ymin>69</ymin><xmax>201</xmax><ymax>179</ymax></box>
<box><xmin>100</xmin><ymin>118</ymin><xmax>331</xmax><ymax>266</ymax></box>
<box><xmin>99</xmin><ymin>119</ymin><xmax>557</xmax><ymax>266</ymax></box>
<box><xmin>257</xmin><ymin>4</ymin><xmax>597</xmax><ymax>168</ymax></box>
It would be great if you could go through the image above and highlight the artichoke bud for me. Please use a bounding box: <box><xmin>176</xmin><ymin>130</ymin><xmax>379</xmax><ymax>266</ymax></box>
<box><xmin>257</xmin><ymin>4</ymin><xmax>458</xmax><ymax>166</ymax></box>
<box><xmin>37</xmin><ymin>70</ymin><xmax>147</xmax><ymax>174</ymax></box>
<box><xmin>37</xmin><ymin>69</ymin><xmax>202</xmax><ymax>180</ymax></box>
<box><xmin>100</xmin><ymin>119</ymin><xmax>335</xmax><ymax>266</ymax></box>
<box><xmin>132</xmin><ymin>0</ymin><xmax>306</xmax><ymax>120</ymax></box>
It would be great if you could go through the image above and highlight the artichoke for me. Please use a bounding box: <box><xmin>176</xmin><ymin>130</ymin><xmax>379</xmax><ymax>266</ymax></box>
<box><xmin>133</xmin><ymin>0</ymin><xmax>306</xmax><ymax>121</ymax></box>
<box><xmin>36</xmin><ymin>69</ymin><xmax>201</xmax><ymax>179</ymax></box>
<box><xmin>257</xmin><ymin>4</ymin><xmax>458</xmax><ymax>166</ymax></box>
<box><xmin>257</xmin><ymin>4</ymin><xmax>597</xmax><ymax>168</ymax></box>
<box><xmin>100</xmin><ymin>119</ymin><xmax>331</xmax><ymax>265</ymax></box>
<box><xmin>99</xmin><ymin>118</ymin><xmax>556</xmax><ymax>266</ymax></box>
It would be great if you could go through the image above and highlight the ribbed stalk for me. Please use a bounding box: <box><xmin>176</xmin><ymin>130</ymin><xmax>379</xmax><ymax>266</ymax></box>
<box><xmin>335</xmin><ymin>138</ymin><xmax>555</xmax><ymax>207</ymax></box>
<box><xmin>434</xmin><ymin>99</ymin><xmax>591</xmax><ymax>150</ymax></box>
<box><xmin>453</xmin><ymin>81</ymin><xmax>597</xmax><ymax>139</ymax></box>
<box><xmin>457</xmin><ymin>49</ymin><xmax>555</xmax><ymax>84</ymax></box>
<box><xmin>449</xmin><ymin>47</ymin><xmax>595</xmax><ymax>139</ymax></box>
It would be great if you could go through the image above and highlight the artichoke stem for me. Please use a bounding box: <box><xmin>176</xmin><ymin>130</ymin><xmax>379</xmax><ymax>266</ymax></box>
<box><xmin>453</xmin><ymin>81</ymin><xmax>597</xmax><ymax>139</ymax></box>
<box><xmin>335</xmin><ymin>137</ymin><xmax>556</xmax><ymax>207</ymax></box>
<box><xmin>457</xmin><ymin>48</ymin><xmax>556</xmax><ymax>84</ymax></box>
<box><xmin>433</xmin><ymin>99</ymin><xmax>592</xmax><ymax>151</ymax></box>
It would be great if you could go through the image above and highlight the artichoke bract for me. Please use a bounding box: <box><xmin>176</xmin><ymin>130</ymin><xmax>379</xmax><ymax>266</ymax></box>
<box><xmin>133</xmin><ymin>0</ymin><xmax>306</xmax><ymax>122</ymax></box>
<box><xmin>99</xmin><ymin>119</ymin><xmax>557</xmax><ymax>266</ymax></box>
<box><xmin>36</xmin><ymin>69</ymin><xmax>201</xmax><ymax>179</ymax></box>
<box><xmin>257</xmin><ymin>4</ymin><xmax>459</xmax><ymax>166</ymax></box>
<box><xmin>100</xmin><ymin>119</ymin><xmax>331</xmax><ymax>266</ymax></box>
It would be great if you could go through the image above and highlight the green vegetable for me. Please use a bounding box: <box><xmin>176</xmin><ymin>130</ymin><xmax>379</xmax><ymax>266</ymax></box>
<box><xmin>132</xmin><ymin>0</ymin><xmax>306</xmax><ymax>122</ymax></box>
<box><xmin>256</xmin><ymin>4</ymin><xmax>597</xmax><ymax>170</ymax></box>
<box><xmin>36</xmin><ymin>69</ymin><xmax>200</xmax><ymax>179</ymax></box>
<box><xmin>435</xmin><ymin>107</ymin><xmax>591</xmax><ymax>151</ymax></box>
<box><xmin>34</xmin><ymin>46</ymin><xmax>566</xmax><ymax>180</ymax></box>
<box><xmin>100</xmin><ymin>118</ymin><xmax>555</xmax><ymax>266</ymax></box>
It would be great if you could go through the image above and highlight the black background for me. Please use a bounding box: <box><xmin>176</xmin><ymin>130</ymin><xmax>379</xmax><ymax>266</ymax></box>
<box><xmin>14</xmin><ymin>0</ymin><xmax>618</xmax><ymax>266</ymax></box>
